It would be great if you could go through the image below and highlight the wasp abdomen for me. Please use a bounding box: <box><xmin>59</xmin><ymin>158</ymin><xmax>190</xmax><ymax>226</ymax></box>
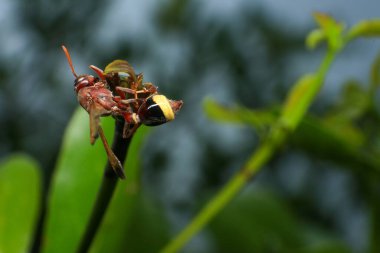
<box><xmin>138</xmin><ymin>95</ymin><xmax>175</xmax><ymax>126</ymax></box>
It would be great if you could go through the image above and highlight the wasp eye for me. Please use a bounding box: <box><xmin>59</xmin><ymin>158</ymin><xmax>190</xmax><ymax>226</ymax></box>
<box><xmin>138</xmin><ymin>95</ymin><xmax>175</xmax><ymax>126</ymax></box>
<box><xmin>74</xmin><ymin>75</ymin><xmax>95</xmax><ymax>92</ymax></box>
<box><xmin>74</xmin><ymin>77</ymin><xmax>85</xmax><ymax>86</ymax></box>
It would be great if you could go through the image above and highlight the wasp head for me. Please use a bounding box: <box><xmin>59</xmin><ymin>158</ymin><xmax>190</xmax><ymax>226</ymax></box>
<box><xmin>62</xmin><ymin>45</ymin><xmax>101</xmax><ymax>93</ymax></box>
<box><xmin>74</xmin><ymin>75</ymin><xmax>97</xmax><ymax>92</ymax></box>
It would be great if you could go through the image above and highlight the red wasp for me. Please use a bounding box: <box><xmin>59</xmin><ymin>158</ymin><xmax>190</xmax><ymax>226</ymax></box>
<box><xmin>62</xmin><ymin>45</ymin><xmax>126</xmax><ymax>178</ymax></box>
<box><xmin>62</xmin><ymin>46</ymin><xmax>183</xmax><ymax>179</ymax></box>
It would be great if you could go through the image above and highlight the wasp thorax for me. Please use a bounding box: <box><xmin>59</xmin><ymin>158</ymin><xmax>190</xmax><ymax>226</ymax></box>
<box><xmin>138</xmin><ymin>94</ymin><xmax>183</xmax><ymax>126</ymax></box>
<box><xmin>74</xmin><ymin>75</ymin><xmax>96</xmax><ymax>92</ymax></box>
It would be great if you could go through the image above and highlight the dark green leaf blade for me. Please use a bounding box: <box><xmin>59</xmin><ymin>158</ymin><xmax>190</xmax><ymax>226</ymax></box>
<box><xmin>0</xmin><ymin>154</ymin><xmax>41</xmax><ymax>253</ymax></box>
<box><xmin>210</xmin><ymin>190</ymin><xmax>351</xmax><ymax>253</ymax></box>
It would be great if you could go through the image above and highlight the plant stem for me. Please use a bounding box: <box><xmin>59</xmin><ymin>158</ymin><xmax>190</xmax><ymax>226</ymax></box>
<box><xmin>76</xmin><ymin>119</ymin><xmax>132</xmax><ymax>253</ymax></box>
<box><xmin>160</xmin><ymin>50</ymin><xmax>337</xmax><ymax>253</ymax></box>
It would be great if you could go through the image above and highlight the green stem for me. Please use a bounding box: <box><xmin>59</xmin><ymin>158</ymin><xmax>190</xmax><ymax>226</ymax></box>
<box><xmin>160</xmin><ymin>50</ymin><xmax>338</xmax><ymax>253</ymax></box>
<box><xmin>76</xmin><ymin>119</ymin><xmax>132</xmax><ymax>253</ymax></box>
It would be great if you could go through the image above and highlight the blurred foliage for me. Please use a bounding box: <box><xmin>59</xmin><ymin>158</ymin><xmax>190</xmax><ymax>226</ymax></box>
<box><xmin>40</xmin><ymin>108</ymin><xmax>152</xmax><ymax>252</ymax></box>
<box><xmin>210</xmin><ymin>190</ymin><xmax>351</xmax><ymax>253</ymax></box>
<box><xmin>0</xmin><ymin>154</ymin><xmax>41</xmax><ymax>253</ymax></box>
<box><xmin>41</xmin><ymin>108</ymin><xmax>112</xmax><ymax>253</ymax></box>
<box><xmin>162</xmin><ymin>13</ymin><xmax>380</xmax><ymax>253</ymax></box>
<box><xmin>204</xmin><ymin>26</ymin><xmax>380</xmax><ymax>253</ymax></box>
<box><xmin>110</xmin><ymin>195</ymin><xmax>171</xmax><ymax>253</ymax></box>
<box><xmin>0</xmin><ymin>0</ymin><xmax>380</xmax><ymax>253</ymax></box>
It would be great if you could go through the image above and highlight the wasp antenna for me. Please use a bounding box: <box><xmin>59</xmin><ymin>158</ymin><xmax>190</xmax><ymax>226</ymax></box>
<box><xmin>61</xmin><ymin>45</ymin><xmax>78</xmax><ymax>78</ymax></box>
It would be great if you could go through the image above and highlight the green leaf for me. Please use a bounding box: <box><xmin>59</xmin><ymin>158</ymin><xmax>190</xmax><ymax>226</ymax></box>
<box><xmin>303</xmin><ymin>242</ymin><xmax>351</xmax><ymax>253</ymax></box>
<box><xmin>370</xmin><ymin>52</ymin><xmax>380</xmax><ymax>92</ymax></box>
<box><xmin>203</xmin><ymin>98</ymin><xmax>247</xmax><ymax>124</ymax></box>
<box><xmin>281</xmin><ymin>74</ymin><xmax>318</xmax><ymax>130</ymax></box>
<box><xmin>306</xmin><ymin>29</ymin><xmax>326</xmax><ymax>50</ymax></box>
<box><xmin>326</xmin><ymin>81</ymin><xmax>369</xmax><ymax>122</ymax></box>
<box><xmin>210</xmin><ymin>190</ymin><xmax>303</xmax><ymax>253</ymax></box>
<box><xmin>203</xmin><ymin>97</ymin><xmax>276</xmax><ymax>133</ymax></box>
<box><xmin>292</xmin><ymin>105</ymin><xmax>380</xmax><ymax>176</ymax></box>
<box><xmin>204</xmin><ymin>96</ymin><xmax>380</xmax><ymax>175</ymax></box>
<box><xmin>41</xmin><ymin>108</ymin><xmax>114</xmax><ymax>253</ymax></box>
<box><xmin>210</xmin><ymin>190</ymin><xmax>351</xmax><ymax>253</ymax></box>
<box><xmin>313</xmin><ymin>12</ymin><xmax>345</xmax><ymax>51</ymax></box>
<box><xmin>90</xmin><ymin>126</ymin><xmax>150</xmax><ymax>253</ymax></box>
<box><xmin>347</xmin><ymin>19</ymin><xmax>380</xmax><ymax>41</ymax></box>
<box><xmin>293</xmin><ymin>116</ymin><xmax>375</xmax><ymax>171</ymax></box>
<box><xmin>116</xmin><ymin>195</ymin><xmax>171</xmax><ymax>253</ymax></box>
<box><xmin>0</xmin><ymin>154</ymin><xmax>41</xmax><ymax>253</ymax></box>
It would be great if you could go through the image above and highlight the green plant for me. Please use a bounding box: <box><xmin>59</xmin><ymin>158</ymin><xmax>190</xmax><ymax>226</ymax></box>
<box><xmin>1</xmin><ymin>12</ymin><xmax>380</xmax><ymax>253</ymax></box>
<box><xmin>160</xmin><ymin>13</ymin><xmax>380</xmax><ymax>253</ymax></box>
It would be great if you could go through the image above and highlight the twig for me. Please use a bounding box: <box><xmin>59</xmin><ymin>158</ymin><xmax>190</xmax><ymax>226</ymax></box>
<box><xmin>76</xmin><ymin>118</ymin><xmax>132</xmax><ymax>253</ymax></box>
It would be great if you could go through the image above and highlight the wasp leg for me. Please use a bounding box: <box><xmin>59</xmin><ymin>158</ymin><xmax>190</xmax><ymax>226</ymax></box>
<box><xmin>120</xmin><ymin>98</ymin><xmax>140</xmax><ymax>105</ymax></box>
<box><xmin>142</xmin><ymin>82</ymin><xmax>158</xmax><ymax>94</ymax></box>
<box><xmin>123</xmin><ymin>122</ymin><xmax>130</xmax><ymax>138</ymax></box>
<box><xmin>93</xmin><ymin>97</ymin><xmax>122</xmax><ymax>116</ymax></box>
<box><xmin>115</xmin><ymin>87</ymin><xmax>138</xmax><ymax>95</ymax></box>
<box><xmin>98</xmin><ymin>126</ymin><xmax>126</xmax><ymax>179</ymax></box>
<box><xmin>120</xmin><ymin>111</ymin><xmax>141</xmax><ymax>138</ymax></box>
<box><xmin>118</xmin><ymin>98</ymin><xmax>144</xmax><ymax>112</ymax></box>
<box><xmin>116</xmin><ymin>86</ymin><xmax>154</xmax><ymax>100</ymax></box>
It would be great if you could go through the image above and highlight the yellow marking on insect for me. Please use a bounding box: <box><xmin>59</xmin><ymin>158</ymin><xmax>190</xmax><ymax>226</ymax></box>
<box><xmin>152</xmin><ymin>95</ymin><xmax>175</xmax><ymax>121</ymax></box>
<box><xmin>132</xmin><ymin>113</ymin><xmax>139</xmax><ymax>124</ymax></box>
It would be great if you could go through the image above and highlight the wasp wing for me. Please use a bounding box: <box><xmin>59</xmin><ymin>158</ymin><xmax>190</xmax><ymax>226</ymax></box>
<box><xmin>104</xmin><ymin>60</ymin><xmax>138</xmax><ymax>91</ymax></box>
<box><xmin>89</xmin><ymin>104</ymin><xmax>100</xmax><ymax>145</ymax></box>
<box><xmin>104</xmin><ymin>60</ymin><xmax>137</xmax><ymax>81</ymax></box>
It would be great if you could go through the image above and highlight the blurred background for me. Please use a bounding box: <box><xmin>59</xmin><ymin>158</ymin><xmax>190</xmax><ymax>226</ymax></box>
<box><xmin>1</xmin><ymin>0</ymin><xmax>380</xmax><ymax>252</ymax></box>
